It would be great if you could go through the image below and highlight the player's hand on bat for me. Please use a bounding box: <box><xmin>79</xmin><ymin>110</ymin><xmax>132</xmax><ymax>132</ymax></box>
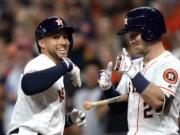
<box><xmin>70</xmin><ymin>108</ymin><xmax>86</xmax><ymax>127</ymax></box>
<box><xmin>98</xmin><ymin>61</ymin><xmax>113</xmax><ymax>91</ymax></box>
<box><xmin>114</xmin><ymin>48</ymin><xmax>140</xmax><ymax>78</ymax></box>
<box><xmin>63</xmin><ymin>58</ymin><xmax>81</xmax><ymax>87</ymax></box>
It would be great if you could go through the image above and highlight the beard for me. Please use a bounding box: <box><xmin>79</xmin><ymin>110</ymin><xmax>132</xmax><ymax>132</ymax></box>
<box><xmin>48</xmin><ymin>48</ymin><xmax>67</xmax><ymax>62</ymax></box>
<box><xmin>132</xmin><ymin>42</ymin><xmax>148</xmax><ymax>56</ymax></box>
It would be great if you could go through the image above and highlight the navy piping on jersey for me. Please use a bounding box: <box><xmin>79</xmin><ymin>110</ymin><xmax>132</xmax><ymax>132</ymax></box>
<box><xmin>21</xmin><ymin>61</ymin><xmax>72</xmax><ymax>95</ymax></box>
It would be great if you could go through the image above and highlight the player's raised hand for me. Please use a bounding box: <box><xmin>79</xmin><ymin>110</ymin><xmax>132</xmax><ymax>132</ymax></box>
<box><xmin>63</xmin><ymin>58</ymin><xmax>81</xmax><ymax>87</ymax></box>
<box><xmin>70</xmin><ymin>108</ymin><xmax>86</xmax><ymax>127</ymax></box>
<box><xmin>98</xmin><ymin>61</ymin><xmax>113</xmax><ymax>91</ymax></box>
<box><xmin>62</xmin><ymin>57</ymin><xmax>73</xmax><ymax>71</ymax></box>
<box><xmin>70</xmin><ymin>64</ymin><xmax>81</xmax><ymax>87</ymax></box>
<box><xmin>114</xmin><ymin>48</ymin><xmax>140</xmax><ymax>78</ymax></box>
<box><xmin>114</xmin><ymin>48</ymin><xmax>132</xmax><ymax>72</ymax></box>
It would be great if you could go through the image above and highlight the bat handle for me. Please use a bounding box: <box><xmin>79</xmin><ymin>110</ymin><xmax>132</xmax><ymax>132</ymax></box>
<box><xmin>83</xmin><ymin>95</ymin><xmax>128</xmax><ymax>110</ymax></box>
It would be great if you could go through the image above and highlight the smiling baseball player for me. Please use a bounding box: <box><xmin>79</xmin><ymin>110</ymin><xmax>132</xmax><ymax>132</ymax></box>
<box><xmin>98</xmin><ymin>7</ymin><xmax>180</xmax><ymax>135</ymax></box>
<box><xmin>7</xmin><ymin>16</ymin><xmax>86</xmax><ymax>135</ymax></box>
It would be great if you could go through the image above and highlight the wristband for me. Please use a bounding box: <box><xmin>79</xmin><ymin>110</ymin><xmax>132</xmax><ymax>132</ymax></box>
<box><xmin>131</xmin><ymin>72</ymin><xmax>150</xmax><ymax>93</ymax></box>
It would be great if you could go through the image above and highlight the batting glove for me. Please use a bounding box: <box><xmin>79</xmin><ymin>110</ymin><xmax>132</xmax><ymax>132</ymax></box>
<box><xmin>70</xmin><ymin>65</ymin><xmax>81</xmax><ymax>87</ymax></box>
<box><xmin>98</xmin><ymin>61</ymin><xmax>113</xmax><ymax>91</ymax></box>
<box><xmin>70</xmin><ymin>108</ymin><xmax>86</xmax><ymax>127</ymax></box>
<box><xmin>114</xmin><ymin>48</ymin><xmax>139</xmax><ymax>78</ymax></box>
<box><xmin>63</xmin><ymin>58</ymin><xmax>82</xmax><ymax>87</ymax></box>
<box><xmin>63</xmin><ymin>57</ymin><xmax>73</xmax><ymax>72</ymax></box>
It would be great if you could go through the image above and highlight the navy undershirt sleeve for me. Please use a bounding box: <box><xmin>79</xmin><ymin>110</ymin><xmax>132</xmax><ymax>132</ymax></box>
<box><xmin>103</xmin><ymin>86</ymin><xmax>120</xmax><ymax>98</ymax></box>
<box><xmin>21</xmin><ymin>62</ymin><xmax>70</xmax><ymax>95</ymax></box>
<box><xmin>103</xmin><ymin>86</ymin><xmax>128</xmax><ymax>114</ymax></box>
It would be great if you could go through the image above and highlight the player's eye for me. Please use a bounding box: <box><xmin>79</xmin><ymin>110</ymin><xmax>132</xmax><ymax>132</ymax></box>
<box><xmin>52</xmin><ymin>35</ymin><xmax>60</xmax><ymax>39</ymax></box>
<box><xmin>129</xmin><ymin>32</ymin><xmax>140</xmax><ymax>39</ymax></box>
<box><xmin>51</xmin><ymin>33</ymin><xmax>69</xmax><ymax>40</ymax></box>
<box><xmin>63</xmin><ymin>34</ymin><xmax>68</xmax><ymax>39</ymax></box>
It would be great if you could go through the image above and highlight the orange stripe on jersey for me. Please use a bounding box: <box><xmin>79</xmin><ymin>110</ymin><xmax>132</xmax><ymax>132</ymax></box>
<box><xmin>142</xmin><ymin>60</ymin><xmax>157</xmax><ymax>75</ymax></box>
<box><xmin>159</xmin><ymin>86</ymin><xmax>175</xmax><ymax>96</ymax></box>
<box><xmin>142</xmin><ymin>53</ymin><xmax>171</xmax><ymax>75</ymax></box>
<box><xmin>134</xmin><ymin>95</ymin><xmax>141</xmax><ymax>135</ymax></box>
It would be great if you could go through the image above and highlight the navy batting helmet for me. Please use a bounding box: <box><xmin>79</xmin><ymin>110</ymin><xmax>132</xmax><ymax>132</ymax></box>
<box><xmin>35</xmin><ymin>16</ymin><xmax>75</xmax><ymax>52</ymax></box>
<box><xmin>118</xmin><ymin>7</ymin><xmax>166</xmax><ymax>42</ymax></box>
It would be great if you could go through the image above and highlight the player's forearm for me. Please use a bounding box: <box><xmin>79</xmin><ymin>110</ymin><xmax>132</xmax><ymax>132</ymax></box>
<box><xmin>21</xmin><ymin>62</ymin><xmax>69</xmax><ymax>95</ymax></box>
<box><xmin>103</xmin><ymin>86</ymin><xmax>120</xmax><ymax>98</ymax></box>
<box><xmin>131</xmin><ymin>73</ymin><xmax>164</xmax><ymax>110</ymax></box>
<box><xmin>140</xmin><ymin>83</ymin><xmax>164</xmax><ymax>110</ymax></box>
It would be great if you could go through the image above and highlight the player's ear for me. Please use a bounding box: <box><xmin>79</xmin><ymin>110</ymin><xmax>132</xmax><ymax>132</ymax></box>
<box><xmin>38</xmin><ymin>39</ymin><xmax>46</xmax><ymax>50</ymax></box>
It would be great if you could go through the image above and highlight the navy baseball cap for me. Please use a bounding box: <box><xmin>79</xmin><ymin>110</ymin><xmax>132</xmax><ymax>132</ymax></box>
<box><xmin>35</xmin><ymin>16</ymin><xmax>75</xmax><ymax>40</ymax></box>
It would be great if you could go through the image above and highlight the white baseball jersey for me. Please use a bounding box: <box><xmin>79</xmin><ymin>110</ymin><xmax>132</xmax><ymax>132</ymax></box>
<box><xmin>117</xmin><ymin>51</ymin><xmax>180</xmax><ymax>135</ymax></box>
<box><xmin>7</xmin><ymin>54</ymin><xmax>66</xmax><ymax>135</ymax></box>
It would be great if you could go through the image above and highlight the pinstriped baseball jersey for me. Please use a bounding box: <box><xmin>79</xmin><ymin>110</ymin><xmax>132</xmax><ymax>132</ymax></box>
<box><xmin>7</xmin><ymin>54</ymin><xmax>66</xmax><ymax>135</ymax></box>
<box><xmin>116</xmin><ymin>51</ymin><xmax>180</xmax><ymax>135</ymax></box>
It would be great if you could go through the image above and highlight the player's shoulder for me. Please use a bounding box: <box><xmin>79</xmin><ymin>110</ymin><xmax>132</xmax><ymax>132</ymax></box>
<box><xmin>158</xmin><ymin>51</ymin><xmax>180</xmax><ymax>74</ymax></box>
<box><xmin>24</xmin><ymin>54</ymin><xmax>55</xmax><ymax>73</ymax></box>
<box><xmin>26</xmin><ymin>54</ymin><xmax>47</xmax><ymax>66</ymax></box>
<box><xmin>160</xmin><ymin>51</ymin><xmax>180</xmax><ymax>66</ymax></box>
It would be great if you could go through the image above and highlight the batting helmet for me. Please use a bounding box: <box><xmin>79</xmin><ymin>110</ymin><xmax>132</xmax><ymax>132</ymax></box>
<box><xmin>118</xmin><ymin>7</ymin><xmax>166</xmax><ymax>42</ymax></box>
<box><xmin>35</xmin><ymin>16</ymin><xmax>75</xmax><ymax>52</ymax></box>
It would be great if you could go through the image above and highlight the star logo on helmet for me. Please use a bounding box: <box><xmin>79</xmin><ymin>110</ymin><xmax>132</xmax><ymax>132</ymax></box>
<box><xmin>55</xmin><ymin>19</ymin><xmax>63</xmax><ymax>26</ymax></box>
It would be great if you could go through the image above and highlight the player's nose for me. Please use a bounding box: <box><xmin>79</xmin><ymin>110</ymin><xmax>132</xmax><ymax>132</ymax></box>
<box><xmin>59</xmin><ymin>36</ymin><xmax>67</xmax><ymax>44</ymax></box>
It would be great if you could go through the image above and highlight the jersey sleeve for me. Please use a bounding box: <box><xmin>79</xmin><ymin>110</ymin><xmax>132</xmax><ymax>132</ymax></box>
<box><xmin>116</xmin><ymin>74</ymin><xmax>130</xmax><ymax>95</ymax></box>
<box><xmin>22</xmin><ymin>56</ymin><xmax>63</xmax><ymax>93</ymax></box>
<box><xmin>23</xmin><ymin>62</ymin><xmax>38</xmax><ymax>74</ymax></box>
<box><xmin>154</xmin><ymin>61</ymin><xmax>180</xmax><ymax>97</ymax></box>
<box><xmin>23</xmin><ymin>56</ymin><xmax>56</xmax><ymax>74</ymax></box>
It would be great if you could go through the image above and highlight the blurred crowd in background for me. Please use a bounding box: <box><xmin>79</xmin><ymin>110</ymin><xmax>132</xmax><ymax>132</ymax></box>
<box><xmin>0</xmin><ymin>0</ymin><xmax>180</xmax><ymax>135</ymax></box>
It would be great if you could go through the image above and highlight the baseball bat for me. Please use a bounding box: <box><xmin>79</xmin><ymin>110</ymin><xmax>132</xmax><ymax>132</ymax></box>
<box><xmin>83</xmin><ymin>95</ymin><xmax>128</xmax><ymax>110</ymax></box>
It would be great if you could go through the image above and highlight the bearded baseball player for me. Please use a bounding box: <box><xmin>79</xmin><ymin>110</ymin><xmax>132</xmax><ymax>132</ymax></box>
<box><xmin>98</xmin><ymin>7</ymin><xmax>180</xmax><ymax>135</ymax></box>
<box><xmin>7</xmin><ymin>16</ymin><xmax>86</xmax><ymax>135</ymax></box>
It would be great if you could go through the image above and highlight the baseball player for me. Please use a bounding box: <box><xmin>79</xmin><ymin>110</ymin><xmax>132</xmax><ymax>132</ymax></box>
<box><xmin>98</xmin><ymin>7</ymin><xmax>180</xmax><ymax>135</ymax></box>
<box><xmin>7</xmin><ymin>16</ymin><xmax>86</xmax><ymax>135</ymax></box>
